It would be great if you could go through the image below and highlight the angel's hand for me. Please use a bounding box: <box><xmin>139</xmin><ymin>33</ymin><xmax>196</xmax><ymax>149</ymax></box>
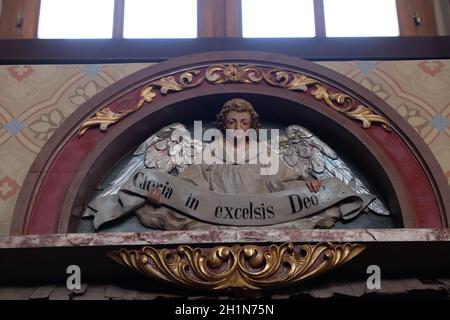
<box><xmin>147</xmin><ymin>187</ymin><xmax>162</xmax><ymax>207</ymax></box>
<box><xmin>306</xmin><ymin>180</ymin><xmax>321</xmax><ymax>193</ymax></box>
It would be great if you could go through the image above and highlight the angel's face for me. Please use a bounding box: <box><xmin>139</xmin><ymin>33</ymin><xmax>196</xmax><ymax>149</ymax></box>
<box><xmin>225</xmin><ymin>111</ymin><xmax>252</xmax><ymax>133</ymax></box>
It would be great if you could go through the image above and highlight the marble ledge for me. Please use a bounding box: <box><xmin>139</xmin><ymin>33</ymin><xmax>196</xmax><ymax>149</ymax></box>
<box><xmin>1</xmin><ymin>228</ymin><xmax>450</xmax><ymax>249</ymax></box>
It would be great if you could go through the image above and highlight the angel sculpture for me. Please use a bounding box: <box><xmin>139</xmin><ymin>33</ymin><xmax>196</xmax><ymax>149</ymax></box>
<box><xmin>85</xmin><ymin>98</ymin><xmax>390</xmax><ymax>231</ymax></box>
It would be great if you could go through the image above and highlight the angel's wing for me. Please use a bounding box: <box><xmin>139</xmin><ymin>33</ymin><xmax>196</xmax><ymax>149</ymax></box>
<box><xmin>83</xmin><ymin>123</ymin><xmax>203</xmax><ymax>217</ymax></box>
<box><xmin>134</xmin><ymin>123</ymin><xmax>203</xmax><ymax>173</ymax></box>
<box><xmin>280</xmin><ymin>125</ymin><xmax>390</xmax><ymax>216</ymax></box>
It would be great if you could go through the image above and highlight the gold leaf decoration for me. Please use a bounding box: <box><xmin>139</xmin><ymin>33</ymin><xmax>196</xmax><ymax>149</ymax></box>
<box><xmin>310</xmin><ymin>85</ymin><xmax>390</xmax><ymax>130</ymax></box>
<box><xmin>77</xmin><ymin>87</ymin><xmax>156</xmax><ymax>136</ymax></box>
<box><xmin>141</xmin><ymin>86</ymin><xmax>157</xmax><ymax>102</ymax></box>
<box><xmin>206</xmin><ymin>64</ymin><xmax>263</xmax><ymax>84</ymax></box>
<box><xmin>152</xmin><ymin>70</ymin><xmax>204</xmax><ymax>95</ymax></box>
<box><xmin>347</xmin><ymin>105</ymin><xmax>391</xmax><ymax>130</ymax></box>
<box><xmin>311</xmin><ymin>85</ymin><xmax>353</xmax><ymax>112</ymax></box>
<box><xmin>263</xmin><ymin>69</ymin><xmax>391</xmax><ymax>131</ymax></box>
<box><xmin>263</xmin><ymin>69</ymin><xmax>318</xmax><ymax>91</ymax></box>
<box><xmin>109</xmin><ymin>242</ymin><xmax>365</xmax><ymax>290</ymax></box>
<box><xmin>78</xmin><ymin>64</ymin><xmax>391</xmax><ymax>135</ymax></box>
<box><xmin>78</xmin><ymin>70</ymin><xmax>203</xmax><ymax>136</ymax></box>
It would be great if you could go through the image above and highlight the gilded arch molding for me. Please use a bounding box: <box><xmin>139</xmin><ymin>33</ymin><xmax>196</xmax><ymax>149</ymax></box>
<box><xmin>77</xmin><ymin>64</ymin><xmax>390</xmax><ymax>136</ymax></box>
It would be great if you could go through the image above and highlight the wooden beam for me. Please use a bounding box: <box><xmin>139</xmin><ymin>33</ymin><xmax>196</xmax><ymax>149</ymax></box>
<box><xmin>225</xmin><ymin>0</ymin><xmax>242</xmax><ymax>37</ymax></box>
<box><xmin>198</xmin><ymin>0</ymin><xmax>241</xmax><ymax>37</ymax></box>
<box><xmin>113</xmin><ymin>0</ymin><xmax>125</xmax><ymax>39</ymax></box>
<box><xmin>0</xmin><ymin>37</ymin><xmax>449</xmax><ymax>64</ymax></box>
<box><xmin>396</xmin><ymin>0</ymin><xmax>438</xmax><ymax>35</ymax></box>
<box><xmin>314</xmin><ymin>0</ymin><xmax>326</xmax><ymax>37</ymax></box>
<box><xmin>198</xmin><ymin>0</ymin><xmax>226</xmax><ymax>37</ymax></box>
<box><xmin>0</xmin><ymin>0</ymin><xmax>41</xmax><ymax>39</ymax></box>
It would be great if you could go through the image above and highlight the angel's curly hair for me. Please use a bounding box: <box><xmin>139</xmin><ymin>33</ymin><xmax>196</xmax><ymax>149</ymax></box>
<box><xmin>214</xmin><ymin>98</ymin><xmax>261</xmax><ymax>133</ymax></box>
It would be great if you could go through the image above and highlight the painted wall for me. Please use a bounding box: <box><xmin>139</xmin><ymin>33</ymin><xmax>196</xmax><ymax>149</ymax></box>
<box><xmin>0</xmin><ymin>60</ymin><xmax>449</xmax><ymax>235</ymax></box>
<box><xmin>435</xmin><ymin>0</ymin><xmax>450</xmax><ymax>35</ymax></box>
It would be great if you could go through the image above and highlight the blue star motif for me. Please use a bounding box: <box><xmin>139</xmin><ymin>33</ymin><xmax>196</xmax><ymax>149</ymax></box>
<box><xmin>5</xmin><ymin>118</ymin><xmax>25</xmax><ymax>136</ymax></box>
<box><xmin>431</xmin><ymin>115</ymin><xmax>449</xmax><ymax>132</ymax></box>
<box><xmin>356</xmin><ymin>61</ymin><xmax>375</xmax><ymax>75</ymax></box>
<box><xmin>83</xmin><ymin>65</ymin><xmax>101</xmax><ymax>78</ymax></box>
